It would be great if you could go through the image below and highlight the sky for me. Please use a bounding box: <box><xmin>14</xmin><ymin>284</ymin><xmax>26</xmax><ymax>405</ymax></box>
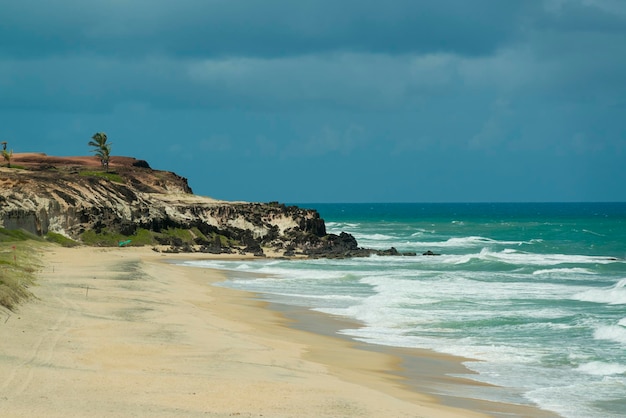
<box><xmin>1</xmin><ymin>0</ymin><xmax>625</xmax><ymax>203</ymax></box>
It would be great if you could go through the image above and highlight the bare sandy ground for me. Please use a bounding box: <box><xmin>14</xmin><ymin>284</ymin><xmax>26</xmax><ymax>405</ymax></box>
<box><xmin>11</xmin><ymin>153</ymin><xmax>143</xmax><ymax>168</ymax></box>
<box><xmin>0</xmin><ymin>246</ymin><xmax>495</xmax><ymax>418</ymax></box>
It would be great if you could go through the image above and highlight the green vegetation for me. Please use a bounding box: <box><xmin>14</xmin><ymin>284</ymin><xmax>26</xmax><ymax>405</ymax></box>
<box><xmin>205</xmin><ymin>231</ymin><xmax>238</xmax><ymax>247</ymax></box>
<box><xmin>79</xmin><ymin>226</ymin><xmax>237</xmax><ymax>248</ymax></box>
<box><xmin>81</xmin><ymin>228</ymin><xmax>156</xmax><ymax>247</ymax></box>
<box><xmin>162</xmin><ymin>227</ymin><xmax>195</xmax><ymax>243</ymax></box>
<box><xmin>0</xmin><ymin>229</ymin><xmax>42</xmax><ymax>311</ymax></box>
<box><xmin>2</xmin><ymin>148</ymin><xmax>13</xmax><ymax>168</ymax></box>
<box><xmin>88</xmin><ymin>132</ymin><xmax>112</xmax><ymax>171</ymax></box>
<box><xmin>44</xmin><ymin>232</ymin><xmax>80</xmax><ymax>247</ymax></box>
<box><xmin>78</xmin><ymin>170</ymin><xmax>125</xmax><ymax>183</ymax></box>
<box><xmin>131</xmin><ymin>228</ymin><xmax>155</xmax><ymax>245</ymax></box>
<box><xmin>81</xmin><ymin>227</ymin><xmax>203</xmax><ymax>247</ymax></box>
<box><xmin>189</xmin><ymin>227</ymin><xmax>234</xmax><ymax>246</ymax></box>
<box><xmin>0</xmin><ymin>228</ymin><xmax>41</xmax><ymax>242</ymax></box>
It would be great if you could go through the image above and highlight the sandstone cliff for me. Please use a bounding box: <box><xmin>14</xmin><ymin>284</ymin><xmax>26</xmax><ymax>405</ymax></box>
<box><xmin>0</xmin><ymin>154</ymin><xmax>390</xmax><ymax>258</ymax></box>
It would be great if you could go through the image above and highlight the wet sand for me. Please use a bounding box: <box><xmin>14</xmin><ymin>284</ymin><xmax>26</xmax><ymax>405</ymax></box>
<box><xmin>270</xmin><ymin>302</ymin><xmax>558</xmax><ymax>418</ymax></box>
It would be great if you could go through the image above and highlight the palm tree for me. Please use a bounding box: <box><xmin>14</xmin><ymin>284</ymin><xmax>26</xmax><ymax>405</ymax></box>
<box><xmin>2</xmin><ymin>148</ymin><xmax>13</xmax><ymax>168</ymax></box>
<box><xmin>88</xmin><ymin>132</ymin><xmax>112</xmax><ymax>171</ymax></box>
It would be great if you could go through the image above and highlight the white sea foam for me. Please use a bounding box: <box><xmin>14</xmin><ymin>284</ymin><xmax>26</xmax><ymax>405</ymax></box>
<box><xmin>255</xmin><ymin>267</ymin><xmax>334</xmax><ymax>280</ymax></box>
<box><xmin>499</xmin><ymin>251</ymin><xmax>618</xmax><ymax>266</ymax></box>
<box><xmin>533</xmin><ymin>268</ymin><xmax>596</xmax><ymax>275</ymax></box>
<box><xmin>405</xmin><ymin>236</ymin><xmax>528</xmax><ymax>249</ymax></box>
<box><xmin>577</xmin><ymin>361</ymin><xmax>626</xmax><ymax>376</ymax></box>
<box><xmin>268</xmin><ymin>293</ymin><xmax>362</xmax><ymax>302</ymax></box>
<box><xmin>582</xmin><ymin>229</ymin><xmax>606</xmax><ymax>237</ymax></box>
<box><xmin>235</xmin><ymin>263</ymin><xmax>252</xmax><ymax>270</ymax></box>
<box><xmin>325</xmin><ymin>222</ymin><xmax>359</xmax><ymax>234</ymax></box>
<box><xmin>572</xmin><ymin>279</ymin><xmax>626</xmax><ymax>305</ymax></box>
<box><xmin>353</xmin><ymin>233</ymin><xmax>395</xmax><ymax>241</ymax></box>
<box><xmin>325</xmin><ymin>222</ymin><xmax>359</xmax><ymax>228</ymax></box>
<box><xmin>449</xmin><ymin>248</ymin><xmax>622</xmax><ymax>267</ymax></box>
<box><xmin>618</xmin><ymin>318</ymin><xmax>626</xmax><ymax>327</ymax></box>
<box><xmin>594</xmin><ymin>325</ymin><xmax>626</xmax><ymax>345</ymax></box>
<box><xmin>526</xmin><ymin>383</ymin><xmax>624</xmax><ymax>418</ymax></box>
<box><xmin>361</xmin><ymin>271</ymin><xmax>579</xmax><ymax>307</ymax></box>
<box><xmin>334</xmin><ymin>303</ymin><xmax>415</xmax><ymax>328</ymax></box>
<box><xmin>343</xmin><ymin>327</ymin><xmax>540</xmax><ymax>367</ymax></box>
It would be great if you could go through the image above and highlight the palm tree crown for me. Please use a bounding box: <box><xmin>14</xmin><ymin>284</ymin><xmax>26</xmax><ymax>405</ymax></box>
<box><xmin>89</xmin><ymin>132</ymin><xmax>112</xmax><ymax>171</ymax></box>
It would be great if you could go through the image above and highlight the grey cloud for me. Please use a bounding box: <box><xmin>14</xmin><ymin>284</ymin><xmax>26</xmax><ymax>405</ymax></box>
<box><xmin>1</xmin><ymin>0</ymin><xmax>529</xmax><ymax>59</ymax></box>
<box><xmin>4</xmin><ymin>0</ymin><xmax>625</xmax><ymax>115</ymax></box>
<box><xmin>185</xmin><ymin>53</ymin><xmax>418</xmax><ymax>110</ymax></box>
<box><xmin>538</xmin><ymin>0</ymin><xmax>626</xmax><ymax>32</ymax></box>
<box><xmin>198</xmin><ymin>135</ymin><xmax>232</xmax><ymax>153</ymax></box>
<box><xmin>3</xmin><ymin>38</ymin><xmax>625</xmax><ymax>126</ymax></box>
<box><xmin>280</xmin><ymin>124</ymin><xmax>368</xmax><ymax>158</ymax></box>
<box><xmin>0</xmin><ymin>52</ymin><xmax>448</xmax><ymax>112</ymax></box>
<box><xmin>468</xmin><ymin>100</ymin><xmax>515</xmax><ymax>150</ymax></box>
<box><xmin>0</xmin><ymin>55</ymin><xmax>192</xmax><ymax>111</ymax></box>
<box><xmin>459</xmin><ymin>36</ymin><xmax>626</xmax><ymax>104</ymax></box>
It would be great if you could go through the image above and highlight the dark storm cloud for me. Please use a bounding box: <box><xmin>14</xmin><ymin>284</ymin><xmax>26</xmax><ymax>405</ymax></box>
<box><xmin>0</xmin><ymin>53</ymin><xmax>424</xmax><ymax>112</ymax></box>
<box><xmin>0</xmin><ymin>0</ymin><xmax>529</xmax><ymax>112</ymax></box>
<box><xmin>2</xmin><ymin>0</ymin><xmax>529</xmax><ymax>59</ymax></box>
<box><xmin>2</xmin><ymin>0</ymin><xmax>624</xmax><ymax>112</ymax></box>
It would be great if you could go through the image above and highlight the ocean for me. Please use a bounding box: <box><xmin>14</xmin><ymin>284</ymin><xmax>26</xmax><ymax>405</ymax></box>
<box><xmin>182</xmin><ymin>202</ymin><xmax>626</xmax><ymax>418</ymax></box>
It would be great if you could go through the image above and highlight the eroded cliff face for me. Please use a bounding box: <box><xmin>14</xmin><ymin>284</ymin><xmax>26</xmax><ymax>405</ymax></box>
<box><xmin>1</xmin><ymin>154</ymin><xmax>411</xmax><ymax>257</ymax></box>
<box><xmin>0</xmin><ymin>154</ymin><xmax>338</xmax><ymax>257</ymax></box>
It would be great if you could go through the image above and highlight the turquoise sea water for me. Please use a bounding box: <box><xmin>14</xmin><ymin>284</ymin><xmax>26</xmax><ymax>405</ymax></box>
<box><xmin>184</xmin><ymin>203</ymin><xmax>626</xmax><ymax>418</ymax></box>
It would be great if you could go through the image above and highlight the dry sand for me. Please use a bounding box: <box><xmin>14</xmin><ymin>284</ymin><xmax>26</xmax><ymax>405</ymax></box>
<box><xmin>0</xmin><ymin>246</ymin><xmax>515</xmax><ymax>417</ymax></box>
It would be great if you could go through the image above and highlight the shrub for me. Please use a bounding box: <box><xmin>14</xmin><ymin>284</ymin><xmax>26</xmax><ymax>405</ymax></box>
<box><xmin>45</xmin><ymin>232</ymin><xmax>80</xmax><ymax>247</ymax></box>
<box><xmin>80</xmin><ymin>228</ymin><xmax>156</xmax><ymax>247</ymax></box>
<box><xmin>78</xmin><ymin>171</ymin><xmax>125</xmax><ymax>183</ymax></box>
<box><xmin>0</xmin><ymin>228</ymin><xmax>40</xmax><ymax>242</ymax></box>
<box><xmin>0</xmin><ymin>241</ymin><xmax>40</xmax><ymax>310</ymax></box>
<box><xmin>80</xmin><ymin>229</ymin><xmax>124</xmax><ymax>246</ymax></box>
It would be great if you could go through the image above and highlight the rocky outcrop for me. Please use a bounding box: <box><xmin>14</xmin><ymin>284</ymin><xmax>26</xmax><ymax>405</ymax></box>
<box><xmin>0</xmin><ymin>154</ymin><xmax>408</xmax><ymax>258</ymax></box>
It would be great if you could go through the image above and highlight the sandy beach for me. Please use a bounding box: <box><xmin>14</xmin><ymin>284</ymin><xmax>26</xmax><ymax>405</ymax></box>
<box><xmin>0</xmin><ymin>245</ymin><xmax>532</xmax><ymax>418</ymax></box>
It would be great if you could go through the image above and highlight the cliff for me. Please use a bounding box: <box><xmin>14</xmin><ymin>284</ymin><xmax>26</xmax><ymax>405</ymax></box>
<box><xmin>0</xmin><ymin>153</ymin><xmax>398</xmax><ymax>258</ymax></box>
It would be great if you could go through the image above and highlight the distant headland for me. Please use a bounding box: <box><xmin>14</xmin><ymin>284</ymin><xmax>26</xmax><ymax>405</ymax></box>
<box><xmin>1</xmin><ymin>153</ymin><xmax>413</xmax><ymax>258</ymax></box>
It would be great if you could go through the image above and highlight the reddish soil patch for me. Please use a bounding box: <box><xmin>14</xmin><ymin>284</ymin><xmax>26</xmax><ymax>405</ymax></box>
<box><xmin>11</xmin><ymin>153</ymin><xmax>148</xmax><ymax>169</ymax></box>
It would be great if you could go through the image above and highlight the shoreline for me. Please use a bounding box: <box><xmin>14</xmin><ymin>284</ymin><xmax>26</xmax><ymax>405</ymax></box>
<box><xmin>1</xmin><ymin>245</ymin><xmax>552</xmax><ymax>417</ymax></box>
<box><xmin>214</xmin><ymin>268</ymin><xmax>559</xmax><ymax>418</ymax></box>
<box><xmin>265</xmin><ymin>300</ymin><xmax>559</xmax><ymax>418</ymax></box>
